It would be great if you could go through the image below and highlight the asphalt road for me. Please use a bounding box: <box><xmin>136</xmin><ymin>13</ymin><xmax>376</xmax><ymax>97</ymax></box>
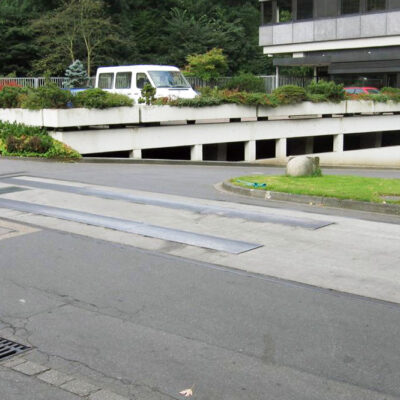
<box><xmin>0</xmin><ymin>158</ymin><xmax>399</xmax><ymax>400</ymax></box>
<box><xmin>1</xmin><ymin>158</ymin><xmax>400</xmax><ymax>224</ymax></box>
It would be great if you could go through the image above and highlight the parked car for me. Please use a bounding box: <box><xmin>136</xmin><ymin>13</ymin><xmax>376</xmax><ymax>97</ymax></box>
<box><xmin>344</xmin><ymin>87</ymin><xmax>380</xmax><ymax>95</ymax></box>
<box><xmin>95</xmin><ymin>65</ymin><xmax>197</xmax><ymax>102</ymax></box>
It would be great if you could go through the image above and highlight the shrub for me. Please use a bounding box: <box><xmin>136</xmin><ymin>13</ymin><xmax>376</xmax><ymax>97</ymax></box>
<box><xmin>0</xmin><ymin>121</ymin><xmax>46</xmax><ymax>139</ymax></box>
<box><xmin>139</xmin><ymin>83</ymin><xmax>156</xmax><ymax>105</ymax></box>
<box><xmin>272</xmin><ymin>85</ymin><xmax>306</xmax><ymax>105</ymax></box>
<box><xmin>64</xmin><ymin>60</ymin><xmax>89</xmax><ymax>89</ymax></box>
<box><xmin>0</xmin><ymin>121</ymin><xmax>80</xmax><ymax>159</ymax></box>
<box><xmin>183</xmin><ymin>48</ymin><xmax>228</xmax><ymax>82</ymax></box>
<box><xmin>20</xmin><ymin>84</ymin><xmax>72</xmax><ymax>109</ymax></box>
<box><xmin>73</xmin><ymin>88</ymin><xmax>133</xmax><ymax>109</ymax></box>
<box><xmin>0</xmin><ymin>86</ymin><xmax>27</xmax><ymax>108</ymax></box>
<box><xmin>306</xmin><ymin>93</ymin><xmax>328</xmax><ymax>103</ymax></box>
<box><xmin>5</xmin><ymin>135</ymin><xmax>51</xmax><ymax>154</ymax></box>
<box><xmin>153</xmin><ymin>88</ymin><xmax>278</xmax><ymax>108</ymax></box>
<box><xmin>223</xmin><ymin>73</ymin><xmax>265</xmax><ymax>93</ymax></box>
<box><xmin>380</xmin><ymin>87</ymin><xmax>400</xmax><ymax>95</ymax></box>
<box><xmin>306</xmin><ymin>80</ymin><xmax>345</xmax><ymax>102</ymax></box>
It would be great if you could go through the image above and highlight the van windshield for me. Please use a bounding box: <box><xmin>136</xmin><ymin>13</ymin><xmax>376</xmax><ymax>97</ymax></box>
<box><xmin>148</xmin><ymin>71</ymin><xmax>191</xmax><ymax>88</ymax></box>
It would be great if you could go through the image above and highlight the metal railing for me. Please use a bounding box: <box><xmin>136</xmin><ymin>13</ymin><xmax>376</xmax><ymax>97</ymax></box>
<box><xmin>0</xmin><ymin>77</ymin><xmax>95</xmax><ymax>88</ymax></box>
<box><xmin>0</xmin><ymin>75</ymin><xmax>311</xmax><ymax>92</ymax></box>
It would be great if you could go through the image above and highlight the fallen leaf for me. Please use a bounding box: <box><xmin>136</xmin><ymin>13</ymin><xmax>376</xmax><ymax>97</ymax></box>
<box><xmin>179</xmin><ymin>388</ymin><xmax>193</xmax><ymax>397</ymax></box>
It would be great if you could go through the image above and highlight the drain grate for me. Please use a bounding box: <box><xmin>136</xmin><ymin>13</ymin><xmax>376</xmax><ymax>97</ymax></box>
<box><xmin>0</xmin><ymin>337</ymin><xmax>31</xmax><ymax>361</ymax></box>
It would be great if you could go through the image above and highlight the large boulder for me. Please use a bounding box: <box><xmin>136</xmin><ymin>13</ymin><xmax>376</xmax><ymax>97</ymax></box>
<box><xmin>286</xmin><ymin>156</ymin><xmax>320</xmax><ymax>177</ymax></box>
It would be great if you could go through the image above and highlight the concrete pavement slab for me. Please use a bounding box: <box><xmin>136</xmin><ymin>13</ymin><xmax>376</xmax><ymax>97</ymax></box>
<box><xmin>37</xmin><ymin>369</ymin><xmax>74</xmax><ymax>386</ymax></box>
<box><xmin>0</xmin><ymin>367</ymin><xmax>81</xmax><ymax>400</ymax></box>
<box><xmin>12</xmin><ymin>360</ymin><xmax>49</xmax><ymax>376</ymax></box>
<box><xmin>60</xmin><ymin>379</ymin><xmax>101</xmax><ymax>396</ymax></box>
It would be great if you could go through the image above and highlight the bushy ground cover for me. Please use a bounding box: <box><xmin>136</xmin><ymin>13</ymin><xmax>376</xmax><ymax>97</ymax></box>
<box><xmin>231</xmin><ymin>175</ymin><xmax>400</xmax><ymax>204</ymax></box>
<box><xmin>155</xmin><ymin>81</ymin><xmax>400</xmax><ymax>108</ymax></box>
<box><xmin>0</xmin><ymin>85</ymin><xmax>133</xmax><ymax>110</ymax></box>
<box><xmin>1</xmin><ymin>80</ymin><xmax>400</xmax><ymax>110</ymax></box>
<box><xmin>0</xmin><ymin>121</ymin><xmax>80</xmax><ymax>159</ymax></box>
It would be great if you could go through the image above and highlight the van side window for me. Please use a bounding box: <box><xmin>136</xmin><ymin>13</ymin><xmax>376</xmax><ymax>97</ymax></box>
<box><xmin>98</xmin><ymin>73</ymin><xmax>114</xmax><ymax>89</ymax></box>
<box><xmin>136</xmin><ymin>73</ymin><xmax>150</xmax><ymax>89</ymax></box>
<box><xmin>115</xmin><ymin>72</ymin><xmax>132</xmax><ymax>89</ymax></box>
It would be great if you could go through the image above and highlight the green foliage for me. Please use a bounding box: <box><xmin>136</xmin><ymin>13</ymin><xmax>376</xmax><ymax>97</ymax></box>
<box><xmin>0</xmin><ymin>0</ymin><xmax>273</xmax><ymax>77</ymax></box>
<box><xmin>20</xmin><ymin>84</ymin><xmax>72</xmax><ymax>109</ymax></box>
<box><xmin>305</xmin><ymin>93</ymin><xmax>328</xmax><ymax>103</ymax></box>
<box><xmin>380</xmin><ymin>87</ymin><xmax>400</xmax><ymax>95</ymax></box>
<box><xmin>184</xmin><ymin>48</ymin><xmax>228</xmax><ymax>82</ymax></box>
<box><xmin>0</xmin><ymin>86</ymin><xmax>28</xmax><ymax>108</ymax></box>
<box><xmin>0</xmin><ymin>120</ymin><xmax>80</xmax><ymax>159</ymax></box>
<box><xmin>64</xmin><ymin>60</ymin><xmax>89</xmax><ymax>89</ymax></box>
<box><xmin>222</xmin><ymin>73</ymin><xmax>265</xmax><ymax>93</ymax></box>
<box><xmin>73</xmin><ymin>88</ymin><xmax>133</xmax><ymax>109</ymax></box>
<box><xmin>272</xmin><ymin>85</ymin><xmax>307</xmax><ymax>105</ymax></box>
<box><xmin>306</xmin><ymin>80</ymin><xmax>345</xmax><ymax>103</ymax></box>
<box><xmin>139</xmin><ymin>83</ymin><xmax>156</xmax><ymax>105</ymax></box>
<box><xmin>154</xmin><ymin>88</ymin><xmax>277</xmax><ymax>108</ymax></box>
<box><xmin>6</xmin><ymin>134</ymin><xmax>52</xmax><ymax>154</ymax></box>
<box><xmin>279</xmin><ymin>10</ymin><xmax>292</xmax><ymax>22</ymax></box>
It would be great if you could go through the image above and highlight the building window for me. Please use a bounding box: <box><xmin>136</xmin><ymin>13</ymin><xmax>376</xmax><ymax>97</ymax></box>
<box><xmin>341</xmin><ymin>0</ymin><xmax>360</xmax><ymax>14</ymax></box>
<box><xmin>262</xmin><ymin>1</ymin><xmax>273</xmax><ymax>24</ymax></box>
<box><xmin>98</xmin><ymin>73</ymin><xmax>114</xmax><ymax>89</ymax></box>
<box><xmin>115</xmin><ymin>72</ymin><xmax>132</xmax><ymax>89</ymax></box>
<box><xmin>297</xmin><ymin>0</ymin><xmax>314</xmax><ymax>19</ymax></box>
<box><xmin>277</xmin><ymin>0</ymin><xmax>292</xmax><ymax>22</ymax></box>
<box><xmin>367</xmin><ymin>0</ymin><xmax>386</xmax><ymax>10</ymax></box>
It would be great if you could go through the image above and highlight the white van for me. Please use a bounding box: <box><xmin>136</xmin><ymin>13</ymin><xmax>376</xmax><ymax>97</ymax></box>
<box><xmin>95</xmin><ymin>65</ymin><xmax>197</xmax><ymax>102</ymax></box>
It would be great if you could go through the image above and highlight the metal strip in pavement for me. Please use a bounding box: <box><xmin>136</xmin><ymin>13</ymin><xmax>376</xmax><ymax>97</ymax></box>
<box><xmin>0</xmin><ymin>198</ymin><xmax>262</xmax><ymax>254</ymax></box>
<box><xmin>3</xmin><ymin>178</ymin><xmax>333</xmax><ymax>229</ymax></box>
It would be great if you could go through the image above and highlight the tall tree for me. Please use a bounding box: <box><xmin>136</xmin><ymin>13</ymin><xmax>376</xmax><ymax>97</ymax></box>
<box><xmin>33</xmin><ymin>0</ymin><xmax>127</xmax><ymax>75</ymax></box>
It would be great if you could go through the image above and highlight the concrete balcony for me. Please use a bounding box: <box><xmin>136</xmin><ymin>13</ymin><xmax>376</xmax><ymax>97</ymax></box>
<box><xmin>260</xmin><ymin>10</ymin><xmax>400</xmax><ymax>53</ymax></box>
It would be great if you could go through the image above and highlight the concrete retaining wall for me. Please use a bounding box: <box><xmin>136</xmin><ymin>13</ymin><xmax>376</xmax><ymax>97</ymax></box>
<box><xmin>1</xmin><ymin>102</ymin><xmax>400</xmax><ymax>167</ymax></box>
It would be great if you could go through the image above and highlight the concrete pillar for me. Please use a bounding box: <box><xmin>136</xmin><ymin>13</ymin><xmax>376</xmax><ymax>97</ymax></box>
<box><xmin>129</xmin><ymin>149</ymin><xmax>142</xmax><ymax>159</ymax></box>
<box><xmin>276</xmin><ymin>138</ymin><xmax>287</xmax><ymax>159</ymax></box>
<box><xmin>375</xmin><ymin>132</ymin><xmax>382</xmax><ymax>148</ymax></box>
<box><xmin>305</xmin><ymin>137</ymin><xmax>313</xmax><ymax>154</ymax></box>
<box><xmin>191</xmin><ymin>144</ymin><xmax>203</xmax><ymax>161</ymax></box>
<box><xmin>333</xmin><ymin>134</ymin><xmax>344</xmax><ymax>152</ymax></box>
<box><xmin>275</xmin><ymin>66</ymin><xmax>279</xmax><ymax>89</ymax></box>
<box><xmin>216</xmin><ymin>143</ymin><xmax>227</xmax><ymax>161</ymax></box>
<box><xmin>244</xmin><ymin>140</ymin><xmax>256</xmax><ymax>162</ymax></box>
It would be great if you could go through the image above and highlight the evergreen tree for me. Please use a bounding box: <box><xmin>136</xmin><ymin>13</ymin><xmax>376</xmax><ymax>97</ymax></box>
<box><xmin>64</xmin><ymin>60</ymin><xmax>89</xmax><ymax>88</ymax></box>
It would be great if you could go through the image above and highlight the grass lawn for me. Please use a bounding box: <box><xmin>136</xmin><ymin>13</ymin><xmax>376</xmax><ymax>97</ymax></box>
<box><xmin>231</xmin><ymin>175</ymin><xmax>400</xmax><ymax>204</ymax></box>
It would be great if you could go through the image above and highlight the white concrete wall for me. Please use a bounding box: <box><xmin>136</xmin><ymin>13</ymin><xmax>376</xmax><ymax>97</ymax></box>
<box><xmin>2</xmin><ymin>102</ymin><xmax>400</xmax><ymax>166</ymax></box>
<box><xmin>260</xmin><ymin>146</ymin><xmax>400</xmax><ymax>168</ymax></box>
<box><xmin>2</xmin><ymin>101</ymin><xmax>400</xmax><ymax>127</ymax></box>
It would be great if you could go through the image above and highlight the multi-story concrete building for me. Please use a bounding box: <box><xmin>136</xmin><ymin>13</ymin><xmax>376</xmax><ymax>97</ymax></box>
<box><xmin>259</xmin><ymin>0</ymin><xmax>400</xmax><ymax>87</ymax></box>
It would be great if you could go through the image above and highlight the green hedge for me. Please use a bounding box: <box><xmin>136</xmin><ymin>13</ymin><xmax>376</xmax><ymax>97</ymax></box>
<box><xmin>0</xmin><ymin>85</ymin><xmax>133</xmax><ymax>110</ymax></box>
<box><xmin>1</xmin><ymin>81</ymin><xmax>400</xmax><ymax>110</ymax></box>
<box><xmin>0</xmin><ymin>121</ymin><xmax>80</xmax><ymax>159</ymax></box>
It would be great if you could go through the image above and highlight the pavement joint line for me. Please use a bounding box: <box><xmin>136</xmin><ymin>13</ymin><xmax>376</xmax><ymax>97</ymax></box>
<box><xmin>4</xmin><ymin>358</ymin><xmax>129</xmax><ymax>399</ymax></box>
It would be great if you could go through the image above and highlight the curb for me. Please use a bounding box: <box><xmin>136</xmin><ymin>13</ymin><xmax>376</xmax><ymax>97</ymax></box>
<box><xmin>222</xmin><ymin>181</ymin><xmax>400</xmax><ymax>216</ymax></box>
<box><xmin>77</xmin><ymin>158</ymin><xmax>272</xmax><ymax>167</ymax></box>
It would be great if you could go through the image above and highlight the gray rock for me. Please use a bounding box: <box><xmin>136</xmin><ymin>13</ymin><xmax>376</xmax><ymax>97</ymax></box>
<box><xmin>286</xmin><ymin>156</ymin><xmax>320</xmax><ymax>177</ymax></box>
